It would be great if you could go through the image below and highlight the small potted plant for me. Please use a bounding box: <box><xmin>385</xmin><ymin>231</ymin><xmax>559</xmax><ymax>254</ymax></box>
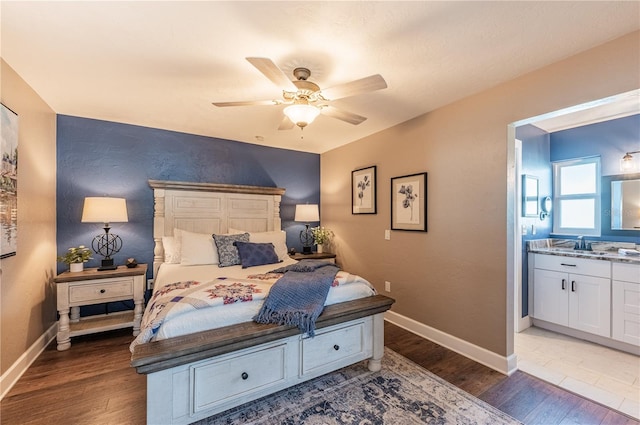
<box><xmin>311</xmin><ymin>227</ymin><xmax>333</xmax><ymax>253</ymax></box>
<box><xmin>57</xmin><ymin>245</ymin><xmax>92</xmax><ymax>272</ymax></box>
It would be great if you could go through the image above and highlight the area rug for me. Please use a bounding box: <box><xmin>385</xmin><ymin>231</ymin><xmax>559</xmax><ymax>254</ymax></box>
<box><xmin>198</xmin><ymin>348</ymin><xmax>521</xmax><ymax>424</ymax></box>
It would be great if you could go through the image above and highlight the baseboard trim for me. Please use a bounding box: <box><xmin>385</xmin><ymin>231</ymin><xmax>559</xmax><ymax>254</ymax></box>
<box><xmin>1</xmin><ymin>323</ymin><xmax>57</xmax><ymax>400</ymax></box>
<box><xmin>385</xmin><ymin>311</ymin><xmax>517</xmax><ymax>376</ymax></box>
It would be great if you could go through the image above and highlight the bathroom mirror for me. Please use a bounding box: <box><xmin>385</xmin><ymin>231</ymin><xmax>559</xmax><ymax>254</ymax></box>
<box><xmin>611</xmin><ymin>178</ymin><xmax>640</xmax><ymax>230</ymax></box>
<box><xmin>522</xmin><ymin>175</ymin><xmax>539</xmax><ymax>217</ymax></box>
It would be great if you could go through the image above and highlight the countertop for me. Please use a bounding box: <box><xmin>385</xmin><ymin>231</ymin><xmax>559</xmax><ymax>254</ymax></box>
<box><xmin>527</xmin><ymin>239</ymin><xmax>640</xmax><ymax>264</ymax></box>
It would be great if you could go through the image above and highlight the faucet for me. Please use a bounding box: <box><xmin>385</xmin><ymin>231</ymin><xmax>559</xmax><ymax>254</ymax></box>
<box><xmin>574</xmin><ymin>236</ymin><xmax>592</xmax><ymax>251</ymax></box>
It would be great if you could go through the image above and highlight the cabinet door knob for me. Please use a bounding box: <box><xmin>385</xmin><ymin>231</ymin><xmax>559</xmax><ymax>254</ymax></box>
<box><xmin>100</xmin><ymin>289</ymin><xmax>106</xmax><ymax>294</ymax></box>
<box><xmin>571</xmin><ymin>281</ymin><xmax>576</xmax><ymax>292</ymax></box>
<box><xmin>333</xmin><ymin>344</ymin><xmax>340</xmax><ymax>351</ymax></box>
<box><xmin>241</xmin><ymin>372</ymin><xmax>248</xmax><ymax>380</ymax></box>
<box><xmin>561</xmin><ymin>279</ymin><xmax>566</xmax><ymax>290</ymax></box>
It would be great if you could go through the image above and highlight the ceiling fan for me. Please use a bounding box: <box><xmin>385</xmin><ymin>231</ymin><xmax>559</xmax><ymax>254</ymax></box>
<box><xmin>212</xmin><ymin>57</ymin><xmax>387</xmax><ymax>130</ymax></box>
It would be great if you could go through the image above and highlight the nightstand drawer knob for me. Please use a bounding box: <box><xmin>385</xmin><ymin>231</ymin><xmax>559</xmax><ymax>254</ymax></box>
<box><xmin>241</xmin><ymin>372</ymin><xmax>249</xmax><ymax>380</ymax></box>
<box><xmin>100</xmin><ymin>289</ymin><xmax>106</xmax><ymax>294</ymax></box>
<box><xmin>334</xmin><ymin>344</ymin><xmax>340</xmax><ymax>351</ymax></box>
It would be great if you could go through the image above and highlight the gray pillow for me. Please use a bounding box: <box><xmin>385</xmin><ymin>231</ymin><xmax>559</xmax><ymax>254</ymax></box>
<box><xmin>213</xmin><ymin>233</ymin><xmax>250</xmax><ymax>267</ymax></box>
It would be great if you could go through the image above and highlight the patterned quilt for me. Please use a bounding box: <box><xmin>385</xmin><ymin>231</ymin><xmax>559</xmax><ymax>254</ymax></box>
<box><xmin>129</xmin><ymin>270</ymin><xmax>369</xmax><ymax>352</ymax></box>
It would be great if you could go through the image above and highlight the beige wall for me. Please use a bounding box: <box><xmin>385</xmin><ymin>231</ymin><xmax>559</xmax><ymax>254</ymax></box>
<box><xmin>321</xmin><ymin>31</ymin><xmax>640</xmax><ymax>357</ymax></box>
<box><xmin>1</xmin><ymin>60</ymin><xmax>57</xmax><ymax>375</ymax></box>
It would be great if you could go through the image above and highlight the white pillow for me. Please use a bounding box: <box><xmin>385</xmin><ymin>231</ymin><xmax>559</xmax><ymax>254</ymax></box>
<box><xmin>162</xmin><ymin>235</ymin><xmax>181</xmax><ymax>264</ymax></box>
<box><xmin>230</xmin><ymin>228</ymin><xmax>289</xmax><ymax>261</ymax></box>
<box><xmin>179</xmin><ymin>229</ymin><xmax>219</xmax><ymax>265</ymax></box>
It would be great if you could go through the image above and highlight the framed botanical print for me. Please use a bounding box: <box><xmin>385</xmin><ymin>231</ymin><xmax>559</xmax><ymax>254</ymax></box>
<box><xmin>352</xmin><ymin>165</ymin><xmax>377</xmax><ymax>214</ymax></box>
<box><xmin>391</xmin><ymin>172</ymin><xmax>427</xmax><ymax>231</ymax></box>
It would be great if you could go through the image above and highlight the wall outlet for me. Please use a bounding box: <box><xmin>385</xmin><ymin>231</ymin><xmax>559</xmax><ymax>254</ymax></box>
<box><xmin>385</xmin><ymin>230</ymin><xmax>390</xmax><ymax>240</ymax></box>
<box><xmin>385</xmin><ymin>281</ymin><xmax>391</xmax><ymax>292</ymax></box>
<box><xmin>147</xmin><ymin>279</ymin><xmax>154</xmax><ymax>291</ymax></box>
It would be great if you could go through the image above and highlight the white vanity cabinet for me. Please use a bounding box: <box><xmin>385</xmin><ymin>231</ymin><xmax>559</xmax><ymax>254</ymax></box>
<box><xmin>532</xmin><ymin>254</ymin><xmax>611</xmax><ymax>338</ymax></box>
<box><xmin>612</xmin><ymin>262</ymin><xmax>640</xmax><ymax>345</ymax></box>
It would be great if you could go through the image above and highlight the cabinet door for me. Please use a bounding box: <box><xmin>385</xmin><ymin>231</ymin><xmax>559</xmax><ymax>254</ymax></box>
<box><xmin>612</xmin><ymin>280</ymin><xmax>640</xmax><ymax>345</ymax></box>
<box><xmin>569</xmin><ymin>274</ymin><xmax>611</xmax><ymax>338</ymax></box>
<box><xmin>533</xmin><ymin>269</ymin><xmax>568</xmax><ymax>326</ymax></box>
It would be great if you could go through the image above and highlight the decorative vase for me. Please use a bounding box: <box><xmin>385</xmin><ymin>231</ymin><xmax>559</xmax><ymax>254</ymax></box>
<box><xmin>70</xmin><ymin>263</ymin><xmax>84</xmax><ymax>273</ymax></box>
<box><xmin>317</xmin><ymin>244</ymin><xmax>323</xmax><ymax>254</ymax></box>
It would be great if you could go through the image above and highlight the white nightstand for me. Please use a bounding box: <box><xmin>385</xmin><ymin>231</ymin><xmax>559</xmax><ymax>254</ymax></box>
<box><xmin>54</xmin><ymin>264</ymin><xmax>147</xmax><ymax>351</ymax></box>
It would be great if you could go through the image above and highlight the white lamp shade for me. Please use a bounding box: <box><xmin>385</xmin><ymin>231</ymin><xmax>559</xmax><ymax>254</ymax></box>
<box><xmin>283</xmin><ymin>104</ymin><xmax>320</xmax><ymax>128</ymax></box>
<box><xmin>294</xmin><ymin>204</ymin><xmax>319</xmax><ymax>222</ymax></box>
<box><xmin>81</xmin><ymin>197</ymin><xmax>128</xmax><ymax>223</ymax></box>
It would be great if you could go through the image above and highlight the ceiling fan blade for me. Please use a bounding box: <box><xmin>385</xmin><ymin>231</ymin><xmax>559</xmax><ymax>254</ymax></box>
<box><xmin>321</xmin><ymin>106</ymin><xmax>367</xmax><ymax>125</ymax></box>
<box><xmin>246</xmin><ymin>57</ymin><xmax>297</xmax><ymax>91</ymax></box>
<box><xmin>212</xmin><ymin>100</ymin><xmax>277</xmax><ymax>107</ymax></box>
<box><xmin>321</xmin><ymin>74</ymin><xmax>387</xmax><ymax>100</ymax></box>
<box><xmin>277</xmin><ymin>115</ymin><xmax>295</xmax><ymax>130</ymax></box>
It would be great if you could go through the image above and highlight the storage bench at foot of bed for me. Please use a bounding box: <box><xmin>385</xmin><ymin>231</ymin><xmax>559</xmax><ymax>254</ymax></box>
<box><xmin>132</xmin><ymin>294</ymin><xmax>394</xmax><ymax>425</ymax></box>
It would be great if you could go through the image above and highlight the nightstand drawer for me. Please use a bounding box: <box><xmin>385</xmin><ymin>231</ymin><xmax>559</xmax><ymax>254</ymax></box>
<box><xmin>69</xmin><ymin>278</ymin><xmax>133</xmax><ymax>304</ymax></box>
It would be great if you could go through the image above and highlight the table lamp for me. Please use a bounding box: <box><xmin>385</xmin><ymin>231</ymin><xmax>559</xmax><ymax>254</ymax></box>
<box><xmin>294</xmin><ymin>204</ymin><xmax>319</xmax><ymax>254</ymax></box>
<box><xmin>81</xmin><ymin>197</ymin><xmax>128</xmax><ymax>271</ymax></box>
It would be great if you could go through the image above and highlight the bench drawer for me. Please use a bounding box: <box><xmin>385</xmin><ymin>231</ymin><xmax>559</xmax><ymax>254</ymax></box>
<box><xmin>301</xmin><ymin>321</ymin><xmax>366</xmax><ymax>375</ymax></box>
<box><xmin>192</xmin><ymin>343</ymin><xmax>287</xmax><ymax>413</ymax></box>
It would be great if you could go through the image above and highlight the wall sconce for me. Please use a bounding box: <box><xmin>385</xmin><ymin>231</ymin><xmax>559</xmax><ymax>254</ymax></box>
<box><xmin>620</xmin><ymin>150</ymin><xmax>640</xmax><ymax>173</ymax></box>
<box><xmin>539</xmin><ymin>196</ymin><xmax>552</xmax><ymax>221</ymax></box>
<box><xmin>294</xmin><ymin>204</ymin><xmax>319</xmax><ymax>254</ymax></box>
<box><xmin>82</xmin><ymin>197</ymin><xmax>128</xmax><ymax>270</ymax></box>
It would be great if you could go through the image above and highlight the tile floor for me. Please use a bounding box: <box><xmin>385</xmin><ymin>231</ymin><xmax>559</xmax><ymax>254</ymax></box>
<box><xmin>515</xmin><ymin>326</ymin><xmax>640</xmax><ymax>420</ymax></box>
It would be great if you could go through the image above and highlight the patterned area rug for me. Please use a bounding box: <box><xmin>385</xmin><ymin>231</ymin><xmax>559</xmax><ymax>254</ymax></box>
<box><xmin>199</xmin><ymin>348</ymin><xmax>521</xmax><ymax>424</ymax></box>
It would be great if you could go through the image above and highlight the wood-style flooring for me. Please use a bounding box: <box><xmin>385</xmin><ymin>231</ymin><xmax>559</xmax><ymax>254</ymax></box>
<box><xmin>1</xmin><ymin>323</ymin><xmax>637</xmax><ymax>424</ymax></box>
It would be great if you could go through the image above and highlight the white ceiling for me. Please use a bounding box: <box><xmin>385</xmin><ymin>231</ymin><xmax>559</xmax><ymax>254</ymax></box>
<box><xmin>2</xmin><ymin>1</ymin><xmax>639</xmax><ymax>154</ymax></box>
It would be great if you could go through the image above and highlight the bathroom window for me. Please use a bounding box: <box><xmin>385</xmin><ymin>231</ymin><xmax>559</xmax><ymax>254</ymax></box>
<box><xmin>552</xmin><ymin>156</ymin><xmax>601</xmax><ymax>236</ymax></box>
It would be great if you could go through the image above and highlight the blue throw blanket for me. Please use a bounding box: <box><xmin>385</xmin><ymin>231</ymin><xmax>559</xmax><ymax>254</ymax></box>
<box><xmin>253</xmin><ymin>260</ymin><xmax>339</xmax><ymax>336</ymax></box>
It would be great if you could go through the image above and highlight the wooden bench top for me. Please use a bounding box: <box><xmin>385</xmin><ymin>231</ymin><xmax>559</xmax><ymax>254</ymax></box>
<box><xmin>131</xmin><ymin>294</ymin><xmax>395</xmax><ymax>374</ymax></box>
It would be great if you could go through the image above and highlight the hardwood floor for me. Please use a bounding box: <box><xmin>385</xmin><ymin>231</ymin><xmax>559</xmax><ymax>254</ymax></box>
<box><xmin>1</xmin><ymin>323</ymin><xmax>637</xmax><ymax>424</ymax></box>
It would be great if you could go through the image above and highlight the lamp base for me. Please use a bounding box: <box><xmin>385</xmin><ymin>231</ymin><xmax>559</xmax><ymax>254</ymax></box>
<box><xmin>302</xmin><ymin>246</ymin><xmax>312</xmax><ymax>254</ymax></box>
<box><xmin>97</xmin><ymin>258</ymin><xmax>118</xmax><ymax>271</ymax></box>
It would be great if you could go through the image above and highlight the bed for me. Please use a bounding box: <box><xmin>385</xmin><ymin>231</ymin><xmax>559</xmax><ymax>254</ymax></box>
<box><xmin>130</xmin><ymin>180</ymin><xmax>394</xmax><ymax>425</ymax></box>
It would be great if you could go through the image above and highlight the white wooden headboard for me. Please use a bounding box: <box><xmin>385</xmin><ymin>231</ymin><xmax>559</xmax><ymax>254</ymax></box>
<box><xmin>149</xmin><ymin>180</ymin><xmax>286</xmax><ymax>277</ymax></box>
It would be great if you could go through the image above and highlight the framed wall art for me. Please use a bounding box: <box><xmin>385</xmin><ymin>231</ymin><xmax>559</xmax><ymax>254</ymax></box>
<box><xmin>352</xmin><ymin>165</ymin><xmax>377</xmax><ymax>214</ymax></box>
<box><xmin>1</xmin><ymin>103</ymin><xmax>18</xmax><ymax>258</ymax></box>
<box><xmin>391</xmin><ymin>172</ymin><xmax>427</xmax><ymax>232</ymax></box>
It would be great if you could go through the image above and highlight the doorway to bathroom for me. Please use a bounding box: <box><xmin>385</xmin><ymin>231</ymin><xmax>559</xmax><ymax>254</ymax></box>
<box><xmin>509</xmin><ymin>89</ymin><xmax>640</xmax><ymax>419</ymax></box>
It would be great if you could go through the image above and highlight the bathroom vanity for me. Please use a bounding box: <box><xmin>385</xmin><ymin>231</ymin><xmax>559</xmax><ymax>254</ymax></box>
<box><xmin>528</xmin><ymin>239</ymin><xmax>640</xmax><ymax>355</ymax></box>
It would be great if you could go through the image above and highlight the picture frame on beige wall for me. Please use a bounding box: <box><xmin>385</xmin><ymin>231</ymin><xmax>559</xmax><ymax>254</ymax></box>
<box><xmin>391</xmin><ymin>172</ymin><xmax>427</xmax><ymax>232</ymax></box>
<box><xmin>1</xmin><ymin>103</ymin><xmax>18</xmax><ymax>258</ymax></box>
<box><xmin>352</xmin><ymin>165</ymin><xmax>377</xmax><ymax>214</ymax></box>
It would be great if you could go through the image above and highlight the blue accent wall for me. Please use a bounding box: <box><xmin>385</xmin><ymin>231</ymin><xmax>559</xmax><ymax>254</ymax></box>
<box><xmin>517</xmin><ymin>124</ymin><xmax>552</xmax><ymax>317</ymax></box>
<box><xmin>550</xmin><ymin>114</ymin><xmax>640</xmax><ymax>243</ymax></box>
<box><xmin>550</xmin><ymin>114</ymin><xmax>640</xmax><ymax>177</ymax></box>
<box><xmin>56</xmin><ymin>115</ymin><xmax>320</xmax><ymax>283</ymax></box>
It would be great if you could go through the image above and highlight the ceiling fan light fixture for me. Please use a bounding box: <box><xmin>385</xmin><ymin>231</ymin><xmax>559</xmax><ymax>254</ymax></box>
<box><xmin>283</xmin><ymin>104</ymin><xmax>320</xmax><ymax>128</ymax></box>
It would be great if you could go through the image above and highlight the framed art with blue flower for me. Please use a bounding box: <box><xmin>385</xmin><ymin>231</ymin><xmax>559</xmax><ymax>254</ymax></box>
<box><xmin>391</xmin><ymin>172</ymin><xmax>427</xmax><ymax>231</ymax></box>
<box><xmin>352</xmin><ymin>165</ymin><xmax>377</xmax><ymax>214</ymax></box>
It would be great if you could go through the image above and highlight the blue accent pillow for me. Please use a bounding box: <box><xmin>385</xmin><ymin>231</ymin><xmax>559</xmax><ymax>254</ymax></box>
<box><xmin>234</xmin><ymin>241</ymin><xmax>281</xmax><ymax>269</ymax></box>
<box><xmin>213</xmin><ymin>233</ymin><xmax>250</xmax><ymax>267</ymax></box>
